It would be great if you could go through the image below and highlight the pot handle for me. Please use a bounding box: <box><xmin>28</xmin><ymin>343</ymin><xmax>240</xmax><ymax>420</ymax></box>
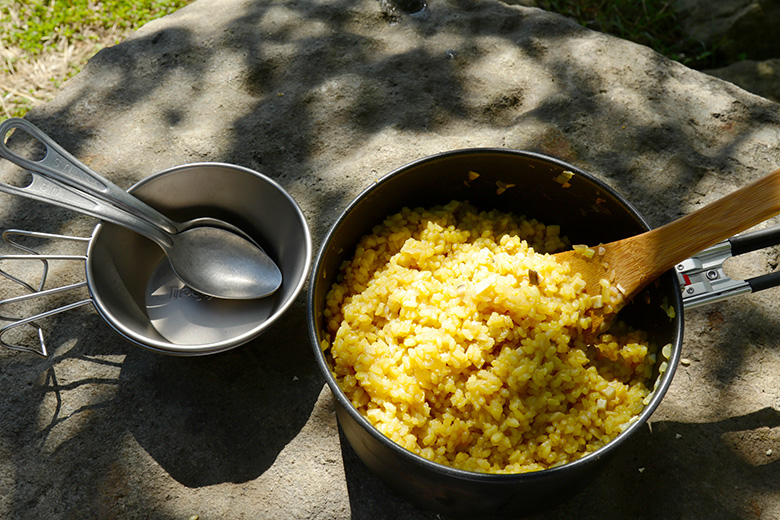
<box><xmin>0</xmin><ymin>230</ymin><xmax>92</xmax><ymax>357</ymax></box>
<box><xmin>678</xmin><ymin>223</ymin><xmax>780</xmax><ymax>309</ymax></box>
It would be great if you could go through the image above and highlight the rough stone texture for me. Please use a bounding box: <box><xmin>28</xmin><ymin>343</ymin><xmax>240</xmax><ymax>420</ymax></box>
<box><xmin>1</xmin><ymin>0</ymin><xmax>780</xmax><ymax>518</ymax></box>
<box><xmin>675</xmin><ymin>0</ymin><xmax>780</xmax><ymax>62</ymax></box>
<box><xmin>706</xmin><ymin>58</ymin><xmax>780</xmax><ymax>103</ymax></box>
<box><xmin>673</xmin><ymin>0</ymin><xmax>780</xmax><ymax>104</ymax></box>
<box><xmin>706</xmin><ymin>57</ymin><xmax>780</xmax><ymax>106</ymax></box>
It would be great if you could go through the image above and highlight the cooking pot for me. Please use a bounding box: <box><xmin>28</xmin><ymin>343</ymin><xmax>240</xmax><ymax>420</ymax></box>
<box><xmin>308</xmin><ymin>148</ymin><xmax>683</xmax><ymax>517</ymax></box>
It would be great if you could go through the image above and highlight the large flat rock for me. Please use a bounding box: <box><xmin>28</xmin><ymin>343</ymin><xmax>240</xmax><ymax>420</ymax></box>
<box><xmin>1</xmin><ymin>0</ymin><xmax>779</xmax><ymax>518</ymax></box>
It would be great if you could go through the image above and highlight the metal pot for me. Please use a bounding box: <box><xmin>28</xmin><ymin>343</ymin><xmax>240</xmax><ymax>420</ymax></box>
<box><xmin>307</xmin><ymin>149</ymin><xmax>683</xmax><ymax>517</ymax></box>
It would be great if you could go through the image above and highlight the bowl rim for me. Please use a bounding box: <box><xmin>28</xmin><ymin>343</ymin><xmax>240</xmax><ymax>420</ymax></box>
<box><xmin>307</xmin><ymin>147</ymin><xmax>683</xmax><ymax>481</ymax></box>
<box><xmin>86</xmin><ymin>161</ymin><xmax>313</xmax><ymax>355</ymax></box>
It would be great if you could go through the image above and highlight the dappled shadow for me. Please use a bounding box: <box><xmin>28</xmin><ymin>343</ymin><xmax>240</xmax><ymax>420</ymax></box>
<box><xmin>115</xmin><ymin>300</ymin><xmax>320</xmax><ymax>487</ymax></box>
<box><xmin>704</xmin><ymin>302</ymin><xmax>780</xmax><ymax>387</ymax></box>
<box><xmin>2</xmin><ymin>0</ymin><xmax>780</xmax><ymax>517</ymax></box>
<box><xmin>676</xmin><ymin>295</ymin><xmax>780</xmax><ymax>429</ymax></box>
<box><xmin>335</xmin><ymin>406</ymin><xmax>780</xmax><ymax>519</ymax></box>
<box><xmin>523</xmin><ymin>407</ymin><xmax>780</xmax><ymax>519</ymax></box>
<box><xmin>0</xmin><ymin>309</ymin><xmax>135</xmax><ymax>518</ymax></box>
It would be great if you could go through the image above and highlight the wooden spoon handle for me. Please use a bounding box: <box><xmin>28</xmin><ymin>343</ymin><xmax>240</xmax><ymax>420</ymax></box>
<box><xmin>628</xmin><ymin>166</ymin><xmax>780</xmax><ymax>282</ymax></box>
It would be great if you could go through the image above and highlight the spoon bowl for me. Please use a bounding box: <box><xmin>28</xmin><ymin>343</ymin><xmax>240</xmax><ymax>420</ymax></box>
<box><xmin>165</xmin><ymin>225</ymin><xmax>282</xmax><ymax>299</ymax></box>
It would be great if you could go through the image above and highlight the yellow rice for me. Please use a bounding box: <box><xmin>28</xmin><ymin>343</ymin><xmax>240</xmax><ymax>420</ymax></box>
<box><xmin>322</xmin><ymin>201</ymin><xmax>656</xmax><ymax>474</ymax></box>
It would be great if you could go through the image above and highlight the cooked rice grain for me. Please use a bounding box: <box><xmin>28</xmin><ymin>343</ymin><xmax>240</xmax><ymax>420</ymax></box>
<box><xmin>323</xmin><ymin>201</ymin><xmax>656</xmax><ymax>474</ymax></box>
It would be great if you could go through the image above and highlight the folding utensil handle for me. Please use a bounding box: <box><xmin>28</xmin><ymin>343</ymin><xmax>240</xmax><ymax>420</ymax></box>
<box><xmin>0</xmin><ymin>118</ymin><xmax>178</xmax><ymax>234</ymax></box>
<box><xmin>0</xmin><ymin>120</ymin><xmax>176</xmax><ymax>248</ymax></box>
<box><xmin>0</xmin><ymin>169</ymin><xmax>175</xmax><ymax>248</ymax></box>
<box><xmin>1</xmin><ymin>230</ymin><xmax>93</xmax><ymax>357</ymax></box>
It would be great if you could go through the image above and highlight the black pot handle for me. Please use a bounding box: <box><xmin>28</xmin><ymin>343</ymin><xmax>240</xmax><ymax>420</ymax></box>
<box><xmin>679</xmin><ymin>224</ymin><xmax>780</xmax><ymax>308</ymax></box>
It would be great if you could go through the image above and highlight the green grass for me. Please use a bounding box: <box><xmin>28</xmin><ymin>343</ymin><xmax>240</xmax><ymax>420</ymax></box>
<box><xmin>1</xmin><ymin>0</ymin><xmax>193</xmax><ymax>120</ymax></box>
<box><xmin>3</xmin><ymin>0</ymin><xmax>191</xmax><ymax>56</ymax></box>
<box><xmin>537</xmin><ymin>0</ymin><xmax>720</xmax><ymax>69</ymax></box>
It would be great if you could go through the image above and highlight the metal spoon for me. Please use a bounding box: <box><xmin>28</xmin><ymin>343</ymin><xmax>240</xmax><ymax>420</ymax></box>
<box><xmin>0</xmin><ymin>118</ymin><xmax>282</xmax><ymax>299</ymax></box>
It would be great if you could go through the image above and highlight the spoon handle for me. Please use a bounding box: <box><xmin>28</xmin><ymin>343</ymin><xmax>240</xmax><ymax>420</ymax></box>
<box><xmin>625</xmin><ymin>167</ymin><xmax>780</xmax><ymax>283</ymax></box>
<box><xmin>0</xmin><ymin>118</ymin><xmax>179</xmax><ymax>235</ymax></box>
<box><xmin>0</xmin><ymin>169</ymin><xmax>174</xmax><ymax>248</ymax></box>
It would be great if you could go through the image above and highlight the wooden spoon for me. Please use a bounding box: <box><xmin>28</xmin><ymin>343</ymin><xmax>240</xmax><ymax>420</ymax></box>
<box><xmin>555</xmin><ymin>166</ymin><xmax>780</xmax><ymax>337</ymax></box>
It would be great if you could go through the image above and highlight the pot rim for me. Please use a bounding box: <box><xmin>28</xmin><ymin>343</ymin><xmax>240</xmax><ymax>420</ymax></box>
<box><xmin>308</xmin><ymin>147</ymin><xmax>684</xmax><ymax>481</ymax></box>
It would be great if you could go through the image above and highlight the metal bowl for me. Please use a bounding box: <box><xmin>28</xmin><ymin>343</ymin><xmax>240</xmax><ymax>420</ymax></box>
<box><xmin>87</xmin><ymin>162</ymin><xmax>311</xmax><ymax>355</ymax></box>
<box><xmin>307</xmin><ymin>149</ymin><xmax>682</xmax><ymax>517</ymax></box>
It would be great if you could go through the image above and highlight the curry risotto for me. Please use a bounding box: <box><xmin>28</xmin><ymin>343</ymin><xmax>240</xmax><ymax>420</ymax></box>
<box><xmin>322</xmin><ymin>201</ymin><xmax>659</xmax><ymax>474</ymax></box>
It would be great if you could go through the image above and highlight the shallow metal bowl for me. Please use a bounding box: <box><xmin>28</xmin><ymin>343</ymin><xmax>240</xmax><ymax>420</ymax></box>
<box><xmin>87</xmin><ymin>162</ymin><xmax>311</xmax><ymax>355</ymax></box>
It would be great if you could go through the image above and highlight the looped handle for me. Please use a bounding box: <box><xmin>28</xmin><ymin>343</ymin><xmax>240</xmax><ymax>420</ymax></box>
<box><xmin>0</xmin><ymin>120</ymin><xmax>175</xmax><ymax>248</ymax></box>
<box><xmin>0</xmin><ymin>230</ymin><xmax>92</xmax><ymax>357</ymax></box>
<box><xmin>0</xmin><ymin>118</ymin><xmax>177</xmax><ymax>234</ymax></box>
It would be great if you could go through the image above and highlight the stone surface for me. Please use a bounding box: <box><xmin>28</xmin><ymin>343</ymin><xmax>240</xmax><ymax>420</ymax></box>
<box><xmin>674</xmin><ymin>0</ymin><xmax>780</xmax><ymax>62</ymax></box>
<box><xmin>1</xmin><ymin>0</ymin><xmax>780</xmax><ymax>518</ymax></box>
<box><xmin>673</xmin><ymin>0</ymin><xmax>780</xmax><ymax>105</ymax></box>
<box><xmin>706</xmin><ymin>58</ymin><xmax>780</xmax><ymax>103</ymax></box>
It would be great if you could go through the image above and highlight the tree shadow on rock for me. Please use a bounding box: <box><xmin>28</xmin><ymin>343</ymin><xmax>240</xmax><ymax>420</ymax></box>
<box><xmin>338</xmin><ymin>426</ymin><xmax>442</xmax><ymax>520</ymax></box>
<box><xmin>534</xmin><ymin>407</ymin><xmax>780</xmax><ymax>519</ymax></box>
<box><xmin>115</xmin><ymin>300</ymin><xmax>321</xmax><ymax>487</ymax></box>
<box><xmin>694</xmin><ymin>300</ymin><xmax>780</xmax><ymax>391</ymax></box>
<box><xmin>5</xmin><ymin>0</ymin><xmax>780</xmax><ymax>516</ymax></box>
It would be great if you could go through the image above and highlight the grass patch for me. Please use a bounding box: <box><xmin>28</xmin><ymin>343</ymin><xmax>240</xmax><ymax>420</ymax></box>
<box><xmin>536</xmin><ymin>0</ymin><xmax>720</xmax><ymax>69</ymax></box>
<box><xmin>4</xmin><ymin>0</ymin><xmax>190</xmax><ymax>55</ymax></box>
<box><xmin>1</xmin><ymin>0</ymin><xmax>192</xmax><ymax>120</ymax></box>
